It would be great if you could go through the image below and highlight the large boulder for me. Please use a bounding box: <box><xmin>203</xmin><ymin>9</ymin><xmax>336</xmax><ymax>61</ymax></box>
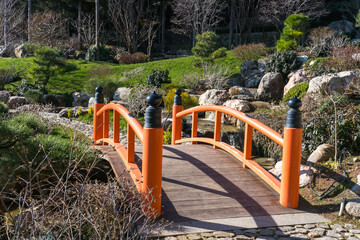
<box><xmin>14</xmin><ymin>44</ymin><xmax>25</xmax><ymax>58</ymax></box>
<box><xmin>88</xmin><ymin>97</ymin><xmax>95</xmax><ymax>107</ymax></box>
<box><xmin>306</xmin><ymin>144</ymin><xmax>335</xmax><ymax>166</ymax></box>
<box><xmin>241</xmin><ymin>60</ymin><xmax>267</xmax><ymax>88</ymax></box>
<box><xmin>42</xmin><ymin>94</ymin><xmax>65</xmax><ymax>107</ymax></box>
<box><xmin>199</xmin><ymin>89</ymin><xmax>229</xmax><ymax>106</ymax></box>
<box><xmin>113</xmin><ymin>87</ymin><xmax>131</xmax><ymax>101</ymax></box>
<box><xmin>328</xmin><ymin>20</ymin><xmax>355</xmax><ymax>35</ymax></box>
<box><xmin>72</xmin><ymin>92</ymin><xmax>89</xmax><ymax>107</ymax></box>
<box><xmin>345</xmin><ymin>199</ymin><xmax>360</xmax><ymax>217</ymax></box>
<box><xmin>351</xmin><ymin>175</ymin><xmax>360</xmax><ymax>196</ymax></box>
<box><xmin>223</xmin><ymin>100</ymin><xmax>250</xmax><ymax>125</ymax></box>
<box><xmin>7</xmin><ymin>96</ymin><xmax>26</xmax><ymax>109</ymax></box>
<box><xmin>257</xmin><ymin>72</ymin><xmax>284</xmax><ymax>102</ymax></box>
<box><xmin>269</xmin><ymin>161</ymin><xmax>315</xmax><ymax>188</ymax></box>
<box><xmin>0</xmin><ymin>90</ymin><xmax>12</xmax><ymax>103</ymax></box>
<box><xmin>284</xmin><ymin>69</ymin><xmax>309</xmax><ymax>96</ymax></box>
<box><xmin>307</xmin><ymin>71</ymin><xmax>357</xmax><ymax>94</ymax></box>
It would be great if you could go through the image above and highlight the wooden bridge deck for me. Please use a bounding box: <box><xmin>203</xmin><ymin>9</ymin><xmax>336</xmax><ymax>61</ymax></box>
<box><xmin>96</xmin><ymin>144</ymin><xmax>328</xmax><ymax>236</ymax></box>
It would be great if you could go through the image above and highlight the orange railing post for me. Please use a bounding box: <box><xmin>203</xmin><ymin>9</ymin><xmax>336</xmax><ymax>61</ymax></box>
<box><xmin>214</xmin><ymin>111</ymin><xmax>222</xmax><ymax>149</ymax></box>
<box><xmin>171</xmin><ymin>89</ymin><xmax>183</xmax><ymax>145</ymax></box>
<box><xmin>243</xmin><ymin>123</ymin><xmax>253</xmax><ymax>168</ymax></box>
<box><xmin>113</xmin><ymin>110</ymin><xmax>120</xmax><ymax>143</ymax></box>
<box><xmin>142</xmin><ymin>92</ymin><xmax>163</xmax><ymax>217</ymax></box>
<box><xmin>280</xmin><ymin>96</ymin><xmax>303</xmax><ymax>208</ymax></box>
<box><xmin>93</xmin><ymin>86</ymin><xmax>104</xmax><ymax>143</ymax></box>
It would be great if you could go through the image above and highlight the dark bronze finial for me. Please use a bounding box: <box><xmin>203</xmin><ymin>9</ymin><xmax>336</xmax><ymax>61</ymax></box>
<box><xmin>95</xmin><ymin>85</ymin><xmax>104</xmax><ymax>104</ymax></box>
<box><xmin>288</xmin><ymin>96</ymin><xmax>302</xmax><ymax>109</ymax></box>
<box><xmin>285</xmin><ymin>96</ymin><xmax>302</xmax><ymax>129</ymax></box>
<box><xmin>146</xmin><ymin>91</ymin><xmax>162</xmax><ymax>107</ymax></box>
<box><xmin>174</xmin><ymin>88</ymin><xmax>182</xmax><ymax>106</ymax></box>
<box><xmin>145</xmin><ymin>92</ymin><xmax>162</xmax><ymax>128</ymax></box>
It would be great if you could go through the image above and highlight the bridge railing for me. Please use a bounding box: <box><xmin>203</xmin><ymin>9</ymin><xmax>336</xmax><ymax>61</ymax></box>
<box><xmin>171</xmin><ymin>89</ymin><xmax>303</xmax><ymax>209</ymax></box>
<box><xmin>93</xmin><ymin>86</ymin><xmax>163</xmax><ymax>217</ymax></box>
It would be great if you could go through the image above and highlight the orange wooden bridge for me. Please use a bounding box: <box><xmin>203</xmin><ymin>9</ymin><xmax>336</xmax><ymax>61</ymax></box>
<box><xmin>92</xmin><ymin>87</ymin><xmax>326</xmax><ymax>232</ymax></box>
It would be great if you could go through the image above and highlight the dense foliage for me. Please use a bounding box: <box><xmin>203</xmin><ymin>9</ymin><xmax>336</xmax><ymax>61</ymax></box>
<box><xmin>266</xmin><ymin>50</ymin><xmax>301</xmax><ymax>79</ymax></box>
<box><xmin>191</xmin><ymin>31</ymin><xmax>219</xmax><ymax>58</ymax></box>
<box><xmin>145</xmin><ymin>69</ymin><xmax>171</xmax><ymax>88</ymax></box>
<box><xmin>23</xmin><ymin>89</ymin><xmax>43</xmax><ymax>103</ymax></box>
<box><xmin>86</xmin><ymin>45</ymin><xmax>112</xmax><ymax>62</ymax></box>
<box><xmin>164</xmin><ymin>89</ymin><xmax>199</xmax><ymax>112</ymax></box>
<box><xmin>232</xmin><ymin>43</ymin><xmax>267</xmax><ymax>62</ymax></box>
<box><xmin>283</xmin><ymin>82</ymin><xmax>309</xmax><ymax>102</ymax></box>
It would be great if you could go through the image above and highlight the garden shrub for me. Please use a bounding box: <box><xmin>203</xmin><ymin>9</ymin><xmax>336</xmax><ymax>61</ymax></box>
<box><xmin>331</xmin><ymin>45</ymin><xmax>360</xmax><ymax>58</ymax></box>
<box><xmin>0</xmin><ymin>102</ymin><xmax>8</xmax><ymax>113</ymax></box>
<box><xmin>17</xmin><ymin>82</ymin><xmax>46</xmax><ymax>95</ymax></box>
<box><xmin>179</xmin><ymin>73</ymin><xmax>201</xmax><ymax>91</ymax></box>
<box><xmin>310</xmin><ymin>32</ymin><xmax>350</xmax><ymax>57</ymax></box>
<box><xmin>161</xmin><ymin>83</ymin><xmax>183</xmax><ymax>91</ymax></box>
<box><xmin>122</xmin><ymin>67</ymin><xmax>145</xmax><ymax>87</ymax></box>
<box><xmin>119</xmin><ymin>52</ymin><xmax>148</xmax><ymax>64</ymax></box>
<box><xmin>164</xmin><ymin>89</ymin><xmax>199</xmax><ymax>112</ymax></box>
<box><xmin>118</xmin><ymin>53</ymin><xmax>132</xmax><ymax>64</ymax></box>
<box><xmin>145</xmin><ymin>69</ymin><xmax>171</xmax><ymax>88</ymax></box>
<box><xmin>128</xmin><ymin>85</ymin><xmax>160</xmax><ymax>118</ymax></box>
<box><xmin>84</xmin><ymin>76</ymin><xmax>121</xmax><ymax>103</ymax></box>
<box><xmin>202</xmin><ymin>63</ymin><xmax>230</xmax><ymax>89</ymax></box>
<box><xmin>211</xmin><ymin>47</ymin><xmax>227</xmax><ymax>60</ymax></box>
<box><xmin>282</xmin><ymin>82</ymin><xmax>309</xmax><ymax>103</ymax></box>
<box><xmin>266</xmin><ymin>50</ymin><xmax>301</xmax><ymax>79</ymax></box>
<box><xmin>85</xmin><ymin>44</ymin><xmax>112</xmax><ymax>61</ymax></box>
<box><xmin>276</xmin><ymin>14</ymin><xmax>309</xmax><ymax>51</ymax></box>
<box><xmin>305</xmin><ymin>57</ymin><xmax>359</xmax><ymax>77</ymax></box>
<box><xmin>192</xmin><ymin>31</ymin><xmax>219</xmax><ymax>58</ymax></box>
<box><xmin>232</xmin><ymin>43</ymin><xmax>267</xmax><ymax>62</ymax></box>
<box><xmin>24</xmin><ymin>89</ymin><xmax>43</xmax><ymax>103</ymax></box>
<box><xmin>23</xmin><ymin>42</ymin><xmax>42</xmax><ymax>56</ymax></box>
<box><xmin>308</xmin><ymin>27</ymin><xmax>335</xmax><ymax>46</ymax></box>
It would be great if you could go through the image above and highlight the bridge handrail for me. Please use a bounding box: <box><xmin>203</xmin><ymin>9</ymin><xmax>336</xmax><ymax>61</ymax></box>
<box><xmin>176</xmin><ymin>105</ymin><xmax>283</xmax><ymax>147</ymax></box>
<box><xmin>96</xmin><ymin>103</ymin><xmax>144</xmax><ymax>143</ymax></box>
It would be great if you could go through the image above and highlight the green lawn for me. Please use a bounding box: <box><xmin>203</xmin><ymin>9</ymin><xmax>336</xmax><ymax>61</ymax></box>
<box><xmin>1</xmin><ymin>51</ymin><xmax>243</xmax><ymax>95</ymax></box>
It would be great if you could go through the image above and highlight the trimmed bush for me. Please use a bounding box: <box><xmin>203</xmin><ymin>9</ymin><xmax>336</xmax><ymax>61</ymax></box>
<box><xmin>277</xmin><ymin>14</ymin><xmax>309</xmax><ymax>51</ymax></box>
<box><xmin>211</xmin><ymin>47</ymin><xmax>227</xmax><ymax>60</ymax></box>
<box><xmin>192</xmin><ymin>31</ymin><xmax>219</xmax><ymax>58</ymax></box>
<box><xmin>118</xmin><ymin>52</ymin><xmax>148</xmax><ymax>64</ymax></box>
<box><xmin>24</xmin><ymin>89</ymin><xmax>43</xmax><ymax>103</ymax></box>
<box><xmin>283</xmin><ymin>82</ymin><xmax>309</xmax><ymax>102</ymax></box>
<box><xmin>145</xmin><ymin>69</ymin><xmax>171</xmax><ymax>88</ymax></box>
<box><xmin>266</xmin><ymin>50</ymin><xmax>301</xmax><ymax>79</ymax></box>
<box><xmin>232</xmin><ymin>43</ymin><xmax>267</xmax><ymax>62</ymax></box>
<box><xmin>0</xmin><ymin>102</ymin><xmax>8</xmax><ymax>113</ymax></box>
<box><xmin>86</xmin><ymin>45</ymin><xmax>112</xmax><ymax>62</ymax></box>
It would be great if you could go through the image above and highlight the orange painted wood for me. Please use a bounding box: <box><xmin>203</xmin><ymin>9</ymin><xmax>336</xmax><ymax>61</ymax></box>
<box><xmin>175</xmin><ymin>137</ymin><xmax>281</xmax><ymax>193</ymax></box>
<box><xmin>280</xmin><ymin>128</ymin><xmax>303</xmax><ymax>208</ymax></box>
<box><xmin>93</xmin><ymin>103</ymin><xmax>104</xmax><ymax>142</ymax></box>
<box><xmin>127</xmin><ymin>123</ymin><xmax>135</xmax><ymax>163</ymax></box>
<box><xmin>191</xmin><ymin>112</ymin><xmax>198</xmax><ymax>144</ymax></box>
<box><xmin>172</xmin><ymin>105</ymin><xmax>183</xmax><ymax>145</ymax></box>
<box><xmin>176</xmin><ymin>105</ymin><xmax>284</xmax><ymax>147</ymax></box>
<box><xmin>243</xmin><ymin>123</ymin><xmax>253</xmax><ymax>168</ymax></box>
<box><xmin>113</xmin><ymin>110</ymin><xmax>120</xmax><ymax>143</ymax></box>
<box><xmin>103</xmin><ymin>110</ymin><xmax>109</xmax><ymax>145</ymax></box>
<box><xmin>96</xmin><ymin>103</ymin><xmax>143</xmax><ymax>143</ymax></box>
<box><xmin>214</xmin><ymin>111</ymin><xmax>222</xmax><ymax>149</ymax></box>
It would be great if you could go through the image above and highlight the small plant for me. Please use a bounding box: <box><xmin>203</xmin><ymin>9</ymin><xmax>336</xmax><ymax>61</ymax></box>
<box><xmin>0</xmin><ymin>102</ymin><xmax>8</xmax><ymax>113</ymax></box>
<box><xmin>276</xmin><ymin>14</ymin><xmax>309</xmax><ymax>51</ymax></box>
<box><xmin>232</xmin><ymin>43</ymin><xmax>267</xmax><ymax>62</ymax></box>
<box><xmin>179</xmin><ymin>73</ymin><xmax>201</xmax><ymax>91</ymax></box>
<box><xmin>77</xmin><ymin>106</ymin><xmax>83</xmax><ymax>116</ymax></box>
<box><xmin>308</xmin><ymin>27</ymin><xmax>335</xmax><ymax>46</ymax></box>
<box><xmin>85</xmin><ymin>44</ymin><xmax>112</xmax><ymax>61</ymax></box>
<box><xmin>266</xmin><ymin>50</ymin><xmax>301</xmax><ymax>79</ymax></box>
<box><xmin>211</xmin><ymin>47</ymin><xmax>227</xmax><ymax>60</ymax></box>
<box><xmin>67</xmin><ymin>109</ymin><xmax>72</xmax><ymax>118</ymax></box>
<box><xmin>202</xmin><ymin>63</ymin><xmax>230</xmax><ymax>89</ymax></box>
<box><xmin>145</xmin><ymin>69</ymin><xmax>171</xmax><ymax>88</ymax></box>
<box><xmin>24</xmin><ymin>89</ymin><xmax>43</xmax><ymax>103</ymax></box>
<box><xmin>122</xmin><ymin>67</ymin><xmax>145</xmax><ymax>87</ymax></box>
<box><xmin>88</xmin><ymin>106</ymin><xmax>94</xmax><ymax>115</ymax></box>
<box><xmin>163</xmin><ymin>129</ymin><xmax>172</xmax><ymax>144</ymax></box>
<box><xmin>283</xmin><ymin>82</ymin><xmax>309</xmax><ymax>102</ymax></box>
<box><xmin>164</xmin><ymin>89</ymin><xmax>199</xmax><ymax>112</ymax></box>
<box><xmin>192</xmin><ymin>31</ymin><xmax>219</xmax><ymax>58</ymax></box>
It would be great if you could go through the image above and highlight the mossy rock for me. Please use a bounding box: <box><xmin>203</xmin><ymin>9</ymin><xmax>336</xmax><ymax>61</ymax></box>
<box><xmin>283</xmin><ymin>82</ymin><xmax>309</xmax><ymax>103</ymax></box>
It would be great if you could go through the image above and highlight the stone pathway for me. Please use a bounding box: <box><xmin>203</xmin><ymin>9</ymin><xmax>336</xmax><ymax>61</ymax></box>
<box><xmin>157</xmin><ymin>223</ymin><xmax>360</xmax><ymax>240</ymax></box>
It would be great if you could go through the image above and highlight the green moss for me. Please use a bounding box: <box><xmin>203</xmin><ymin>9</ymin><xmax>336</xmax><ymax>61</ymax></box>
<box><xmin>282</xmin><ymin>82</ymin><xmax>309</xmax><ymax>103</ymax></box>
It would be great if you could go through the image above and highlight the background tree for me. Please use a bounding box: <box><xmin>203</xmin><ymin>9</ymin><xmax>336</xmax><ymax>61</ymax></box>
<box><xmin>71</xmin><ymin>13</ymin><xmax>99</xmax><ymax>48</ymax></box>
<box><xmin>171</xmin><ymin>0</ymin><xmax>227</xmax><ymax>47</ymax></box>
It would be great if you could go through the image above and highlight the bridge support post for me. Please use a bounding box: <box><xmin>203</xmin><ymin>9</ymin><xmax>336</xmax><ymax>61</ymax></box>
<box><xmin>172</xmin><ymin>89</ymin><xmax>183</xmax><ymax>145</ymax></box>
<box><xmin>93</xmin><ymin>86</ymin><xmax>104</xmax><ymax>144</ymax></box>
<box><xmin>280</xmin><ymin>96</ymin><xmax>303</xmax><ymax>208</ymax></box>
<box><xmin>142</xmin><ymin>92</ymin><xmax>163</xmax><ymax>217</ymax></box>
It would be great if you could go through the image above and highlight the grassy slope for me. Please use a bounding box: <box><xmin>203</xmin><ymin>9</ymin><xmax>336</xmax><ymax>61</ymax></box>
<box><xmin>1</xmin><ymin>51</ymin><xmax>242</xmax><ymax>95</ymax></box>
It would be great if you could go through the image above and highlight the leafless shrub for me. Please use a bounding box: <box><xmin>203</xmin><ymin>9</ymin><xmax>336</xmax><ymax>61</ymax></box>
<box><xmin>71</xmin><ymin>13</ymin><xmax>103</xmax><ymax>48</ymax></box>
<box><xmin>128</xmin><ymin>85</ymin><xmax>161</xmax><ymax>118</ymax></box>
<box><xmin>308</xmin><ymin>26</ymin><xmax>335</xmax><ymax>46</ymax></box>
<box><xmin>180</xmin><ymin>73</ymin><xmax>201</xmax><ymax>91</ymax></box>
<box><xmin>0</xmin><ymin>133</ymin><xmax>168</xmax><ymax>239</ymax></box>
<box><xmin>122</xmin><ymin>67</ymin><xmax>145</xmax><ymax>87</ymax></box>
<box><xmin>202</xmin><ymin>63</ymin><xmax>230</xmax><ymax>90</ymax></box>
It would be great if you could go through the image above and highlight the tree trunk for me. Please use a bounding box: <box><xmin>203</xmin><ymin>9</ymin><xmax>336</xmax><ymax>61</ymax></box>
<box><xmin>160</xmin><ymin>0</ymin><xmax>166</xmax><ymax>53</ymax></box>
<box><xmin>78</xmin><ymin>0</ymin><xmax>82</xmax><ymax>49</ymax></box>
<box><xmin>4</xmin><ymin>0</ymin><xmax>7</xmax><ymax>48</ymax></box>
<box><xmin>95</xmin><ymin>0</ymin><xmax>99</xmax><ymax>60</ymax></box>
<box><xmin>28</xmin><ymin>0</ymin><xmax>31</xmax><ymax>42</ymax></box>
<box><xmin>228</xmin><ymin>0</ymin><xmax>235</xmax><ymax>49</ymax></box>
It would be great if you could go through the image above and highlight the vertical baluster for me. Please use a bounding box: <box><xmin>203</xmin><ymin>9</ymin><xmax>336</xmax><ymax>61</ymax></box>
<box><xmin>171</xmin><ymin>89</ymin><xmax>182</xmax><ymax>145</ymax></box>
<box><xmin>191</xmin><ymin>112</ymin><xmax>198</xmax><ymax>144</ymax></box>
<box><xmin>243</xmin><ymin>123</ymin><xmax>253</xmax><ymax>168</ymax></box>
<box><xmin>214</xmin><ymin>111</ymin><xmax>222</xmax><ymax>149</ymax></box>
<box><xmin>127</xmin><ymin>123</ymin><xmax>135</xmax><ymax>163</ymax></box>
<box><xmin>103</xmin><ymin>109</ymin><xmax>109</xmax><ymax>145</ymax></box>
<box><xmin>113</xmin><ymin>110</ymin><xmax>120</xmax><ymax>143</ymax></box>
<box><xmin>93</xmin><ymin>86</ymin><xmax>104</xmax><ymax>144</ymax></box>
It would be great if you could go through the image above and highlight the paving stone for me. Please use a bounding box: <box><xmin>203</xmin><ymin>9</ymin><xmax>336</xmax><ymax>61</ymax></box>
<box><xmin>344</xmin><ymin>232</ymin><xmax>353</xmax><ymax>237</ymax></box>
<box><xmin>356</xmin><ymin>234</ymin><xmax>360</xmax><ymax>238</ymax></box>
<box><xmin>318</xmin><ymin>223</ymin><xmax>330</xmax><ymax>229</ymax></box>
<box><xmin>277</xmin><ymin>238</ymin><xmax>293</xmax><ymax>240</ymax></box>
<box><xmin>295</xmin><ymin>228</ymin><xmax>309</xmax><ymax>234</ymax></box>
<box><xmin>213</xmin><ymin>231</ymin><xmax>235</xmax><ymax>238</ymax></box>
<box><xmin>234</xmin><ymin>235</ymin><xmax>252</xmax><ymax>240</ymax></box>
<box><xmin>286</xmin><ymin>230</ymin><xmax>297</xmax><ymax>234</ymax></box>
<box><xmin>290</xmin><ymin>233</ymin><xmax>308</xmax><ymax>239</ymax></box>
<box><xmin>274</xmin><ymin>230</ymin><xmax>288</xmax><ymax>237</ymax></box>
<box><xmin>326</xmin><ymin>230</ymin><xmax>344</xmax><ymax>239</ymax></box>
<box><xmin>205</xmin><ymin>238</ymin><xmax>216</xmax><ymax>240</ymax></box>
<box><xmin>315</xmin><ymin>237</ymin><xmax>338</xmax><ymax>240</ymax></box>
<box><xmin>345</xmin><ymin>224</ymin><xmax>358</xmax><ymax>229</ymax></box>
<box><xmin>200</xmin><ymin>233</ymin><xmax>214</xmax><ymax>238</ymax></box>
<box><xmin>258</xmin><ymin>229</ymin><xmax>274</xmax><ymax>236</ymax></box>
<box><xmin>244</xmin><ymin>229</ymin><xmax>257</xmax><ymax>234</ymax></box>
<box><xmin>177</xmin><ymin>236</ymin><xmax>188</xmax><ymax>240</ymax></box>
<box><xmin>165</xmin><ymin>237</ymin><xmax>177</xmax><ymax>240</ymax></box>
<box><xmin>350</xmin><ymin>229</ymin><xmax>360</xmax><ymax>234</ymax></box>
<box><xmin>217</xmin><ymin>238</ymin><xmax>233</xmax><ymax>240</ymax></box>
<box><xmin>278</xmin><ymin>226</ymin><xmax>295</xmax><ymax>232</ymax></box>
<box><xmin>255</xmin><ymin>237</ymin><xmax>275</xmax><ymax>240</ymax></box>
<box><xmin>348</xmin><ymin>237</ymin><xmax>359</xmax><ymax>240</ymax></box>
<box><xmin>233</xmin><ymin>229</ymin><xmax>244</xmax><ymax>235</ymax></box>
<box><xmin>308</xmin><ymin>228</ymin><xmax>326</xmax><ymax>238</ymax></box>
<box><xmin>295</xmin><ymin>225</ymin><xmax>303</xmax><ymax>228</ymax></box>
<box><xmin>187</xmin><ymin>234</ymin><xmax>201</xmax><ymax>240</ymax></box>
<box><xmin>244</xmin><ymin>232</ymin><xmax>257</xmax><ymax>238</ymax></box>
<box><xmin>303</xmin><ymin>224</ymin><xmax>316</xmax><ymax>229</ymax></box>
<box><xmin>330</xmin><ymin>223</ymin><xmax>346</xmax><ymax>232</ymax></box>
<box><xmin>265</xmin><ymin>227</ymin><xmax>277</xmax><ymax>230</ymax></box>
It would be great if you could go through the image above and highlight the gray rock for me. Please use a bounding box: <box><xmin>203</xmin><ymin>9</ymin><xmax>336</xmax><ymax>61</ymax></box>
<box><xmin>290</xmin><ymin>233</ymin><xmax>308</xmax><ymax>239</ymax></box>
<box><xmin>72</xmin><ymin>92</ymin><xmax>89</xmax><ymax>107</ymax></box>
<box><xmin>274</xmin><ymin>230</ymin><xmax>288</xmax><ymax>237</ymax></box>
<box><xmin>257</xmin><ymin>72</ymin><xmax>284</xmax><ymax>102</ymax></box>
<box><xmin>278</xmin><ymin>226</ymin><xmax>295</xmax><ymax>232</ymax></box>
<box><xmin>241</xmin><ymin>60</ymin><xmax>266</xmax><ymax>88</ymax></box>
<box><xmin>345</xmin><ymin>198</ymin><xmax>360</xmax><ymax>217</ymax></box>
<box><xmin>234</xmin><ymin>235</ymin><xmax>252</xmax><ymax>240</ymax></box>
<box><xmin>88</xmin><ymin>97</ymin><xmax>95</xmax><ymax>107</ymax></box>
<box><xmin>328</xmin><ymin>20</ymin><xmax>355</xmax><ymax>34</ymax></box>
<box><xmin>113</xmin><ymin>87</ymin><xmax>131</xmax><ymax>102</ymax></box>
<box><xmin>187</xmin><ymin>233</ymin><xmax>201</xmax><ymax>240</ymax></box>
<box><xmin>229</xmin><ymin>86</ymin><xmax>253</xmax><ymax>96</ymax></box>
<box><xmin>14</xmin><ymin>44</ymin><xmax>25</xmax><ymax>58</ymax></box>
<box><xmin>199</xmin><ymin>89</ymin><xmax>229</xmax><ymax>106</ymax></box>
<box><xmin>350</xmin><ymin>229</ymin><xmax>360</xmax><ymax>234</ymax></box>
<box><xmin>226</xmin><ymin>77</ymin><xmax>244</xmax><ymax>87</ymax></box>
<box><xmin>316</xmin><ymin>237</ymin><xmax>338</xmax><ymax>240</ymax></box>
<box><xmin>295</xmin><ymin>228</ymin><xmax>308</xmax><ymax>234</ymax></box>
<box><xmin>213</xmin><ymin>231</ymin><xmax>235</xmax><ymax>238</ymax></box>
<box><xmin>308</xmin><ymin>228</ymin><xmax>325</xmax><ymax>237</ymax></box>
<box><xmin>354</xmin><ymin>157</ymin><xmax>360</xmax><ymax>162</ymax></box>
<box><xmin>223</xmin><ymin>99</ymin><xmax>250</xmax><ymax>125</ymax></box>
<box><xmin>233</xmin><ymin>229</ymin><xmax>245</xmax><ymax>235</ymax></box>
<box><xmin>0</xmin><ymin>90</ymin><xmax>11</xmax><ymax>103</ymax></box>
<box><xmin>58</xmin><ymin>108</ymin><xmax>71</xmax><ymax>118</ymax></box>
<box><xmin>351</xmin><ymin>183</ymin><xmax>360</xmax><ymax>195</ymax></box>
<box><xmin>347</xmin><ymin>237</ymin><xmax>358</xmax><ymax>240</ymax></box>
<box><xmin>256</xmin><ymin>237</ymin><xmax>275</xmax><ymax>240</ymax></box>
<box><xmin>284</xmin><ymin>69</ymin><xmax>309</xmax><ymax>96</ymax></box>
<box><xmin>7</xmin><ymin>96</ymin><xmax>26</xmax><ymax>109</ymax></box>
<box><xmin>297</xmin><ymin>56</ymin><xmax>309</xmax><ymax>65</ymax></box>
<box><xmin>258</xmin><ymin>229</ymin><xmax>274</xmax><ymax>236</ymax></box>
<box><xmin>164</xmin><ymin>237</ymin><xmax>177</xmax><ymax>240</ymax></box>
<box><xmin>326</xmin><ymin>230</ymin><xmax>343</xmax><ymax>238</ymax></box>
<box><xmin>231</xmin><ymin>94</ymin><xmax>254</xmax><ymax>101</ymax></box>
<box><xmin>306</xmin><ymin>144</ymin><xmax>335</xmax><ymax>166</ymax></box>
<box><xmin>318</xmin><ymin>223</ymin><xmax>330</xmax><ymax>229</ymax></box>
<box><xmin>307</xmin><ymin>71</ymin><xmax>358</xmax><ymax>94</ymax></box>
<box><xmin>42</xmin><ymin>94</ymin><xmax>65</xmax><ymax>107</ymax></box>
<box><xmin>303</xmin><ymin>224</ymin><xmax>316</xmax><ymax>229</ymax></box>
<box><xmin>345</xmin><ymin>223</ymin><xmax>357</xmax><ymax>229</ymax></box>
